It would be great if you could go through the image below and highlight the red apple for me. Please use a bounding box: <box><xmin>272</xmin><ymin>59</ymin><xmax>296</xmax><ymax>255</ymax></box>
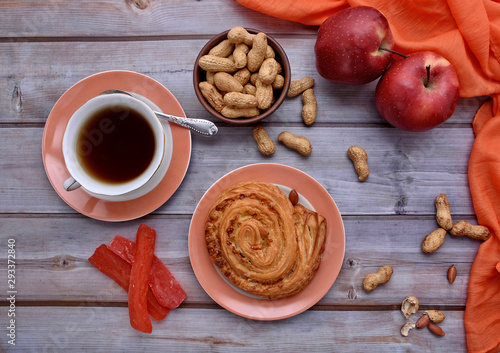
<box><xmin>375</xmin><ymin>51</ymin><xmax>460</xmax><ymax>132</ymax></box>
<box><xmin>314</xmin><ymin>6</ymin><xmax>394</xmax><ymax>84</ymax></box>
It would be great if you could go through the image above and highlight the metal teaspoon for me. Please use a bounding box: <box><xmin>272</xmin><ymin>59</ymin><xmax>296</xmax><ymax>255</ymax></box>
<box><xmin>99</xmin><ymin>89</ymin><xmax>218</xmax><ymax>136</ymax></box>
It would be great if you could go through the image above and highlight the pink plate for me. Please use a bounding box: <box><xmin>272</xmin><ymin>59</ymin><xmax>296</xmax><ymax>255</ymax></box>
<box><xmin>42</xmin><ymin>70</ymin><xmax>191</xmax><ymax>221</ymax></box>
<box><xmin>188</xmin><ymin>163</ymin><xmax>345</xmax><ymax>320</ymax></box>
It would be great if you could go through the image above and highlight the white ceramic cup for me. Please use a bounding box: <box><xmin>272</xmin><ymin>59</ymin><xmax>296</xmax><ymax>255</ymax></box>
<box><xmin>62</xmin><ymin>93</ymin><xmax>166</xmax><ymax>201</ymax></box>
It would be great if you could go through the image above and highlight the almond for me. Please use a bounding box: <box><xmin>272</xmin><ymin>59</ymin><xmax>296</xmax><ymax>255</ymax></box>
<box><xmin>448</xmin><ymin>264</ymin><xmax>457</xmax><ymax>284</ymax></box>
<box><xmin>289</xmin><ymin>189</ymin><xmax>299</xmax><ymax>206</ymax></box>
<box><xmin>428</xmin><ymin>323</ymin><xmax>445</xmax><ymax>337</ymax></box>
<box><xmin>416</xmin><ymin>314</ymin><xmax>430</xmax><ymax>329</ymax></box>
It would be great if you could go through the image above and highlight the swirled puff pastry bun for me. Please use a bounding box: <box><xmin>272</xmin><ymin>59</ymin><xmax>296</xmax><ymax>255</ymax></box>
<box><xmin>205</xmin><ymin>181</ymin><xmax>326</xmax><ymax>299</ymax></box>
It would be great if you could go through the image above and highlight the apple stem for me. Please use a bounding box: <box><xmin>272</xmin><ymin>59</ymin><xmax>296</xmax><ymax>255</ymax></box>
<box><xmin>424</xmin><ymin>65</ymin><xmax>430</xmax><ymax>87</ymax></box>
<box><xmin>379</xmin><ymin>47</ymin><xmax>408</xmax><ymax>58</ymax></box>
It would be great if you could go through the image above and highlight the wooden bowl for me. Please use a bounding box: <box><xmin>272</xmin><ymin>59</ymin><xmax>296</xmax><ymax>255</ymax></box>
<box><xmin>193</xmin><ymin>28</ymin><xmax>291</xmax><ymax>125</ymax></box>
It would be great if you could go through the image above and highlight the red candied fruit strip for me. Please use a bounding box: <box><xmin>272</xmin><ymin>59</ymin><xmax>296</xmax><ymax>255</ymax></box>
<box><xmin>88</xmin><ymin>244</ymin><xmax>169</xmax><ymax>322</ymax></box>
<box><xmin>108</xmin><ymin>235</ymin><xmax>187</xmax><ymax>309</ymax></box>
<box><xmin>128</xmin><ymin>224</ymin><xmax>156</xmax><ymax>334</ymax></box>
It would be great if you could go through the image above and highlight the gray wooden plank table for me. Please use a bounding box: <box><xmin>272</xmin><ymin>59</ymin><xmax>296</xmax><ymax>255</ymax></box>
<box><xmin>0</xmin><ymin>1</ymin><xmax>487</xmax><ymax>352</ymax></box>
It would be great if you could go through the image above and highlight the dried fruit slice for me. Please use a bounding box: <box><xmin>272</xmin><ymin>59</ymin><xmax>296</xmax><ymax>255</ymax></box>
<box><xmin>108</xmin><ymin>235</ymin><xmax>187</xmax><ymax>309</ymax></box>
<box><xmin>88</xmin><ymin>244</ymin><xmax>169</xmax><ymax>322</ymax></box>
<box><xmin>128</xmin><ymin>224</ymin><xmax>156</xmax><ymax>334</ymax></box>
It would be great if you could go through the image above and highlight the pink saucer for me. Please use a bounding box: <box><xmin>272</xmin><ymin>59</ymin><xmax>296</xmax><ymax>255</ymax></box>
<box><xmin>42</xmin><ymin>70</ymin><xmax>191</xmax><ymax>221</ymax></box>
<box><xmin>188</xmin><ymin>163</ymin><xmax>345</xmax><ymax>320</ymax></box>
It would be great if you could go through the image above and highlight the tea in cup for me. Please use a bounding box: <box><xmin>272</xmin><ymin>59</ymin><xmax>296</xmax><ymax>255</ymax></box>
<box><xmin>62</xmin><ymin>93</ymin><xmax>166</xmax><ymax>201</ymax></box>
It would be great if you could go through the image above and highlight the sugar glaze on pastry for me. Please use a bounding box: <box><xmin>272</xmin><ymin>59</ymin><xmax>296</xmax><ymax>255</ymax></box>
<box><xmin>205</xmin><ymin>181</ymin><xmax>327</xmax><ymax>299</ymax></box>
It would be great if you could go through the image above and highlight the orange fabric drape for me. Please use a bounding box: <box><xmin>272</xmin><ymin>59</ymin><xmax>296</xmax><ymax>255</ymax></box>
<box><xmin>235</xmin><ymin>0</ymin><xmax>500</xmax><ymax>352</ymax></box>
